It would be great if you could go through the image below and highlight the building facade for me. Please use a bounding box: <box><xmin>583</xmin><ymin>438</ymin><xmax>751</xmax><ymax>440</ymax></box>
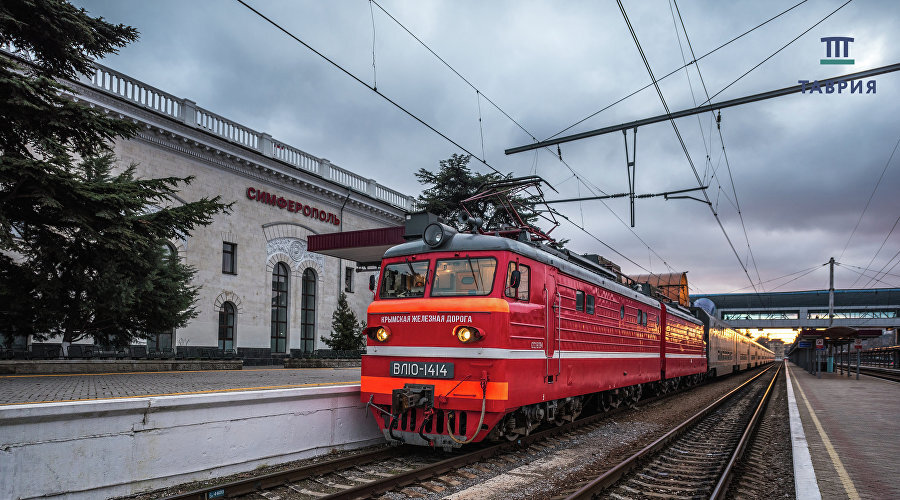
<box><xmin>55</xmin><ymin>61</ymin><xmax>412</xmax><ymax>357</ymax></box>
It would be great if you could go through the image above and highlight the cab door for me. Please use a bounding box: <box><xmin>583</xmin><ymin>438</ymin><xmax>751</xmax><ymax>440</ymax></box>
<box><xmin>545</xmin><ymin>268</ymin><xmax>560</xmax><ymax>382</ymax></box>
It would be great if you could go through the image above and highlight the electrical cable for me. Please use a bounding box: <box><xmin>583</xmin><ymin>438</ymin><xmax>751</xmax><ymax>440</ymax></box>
<box><xmin>368</xmin><ymin>0</ymin><xmax>686</xmax><ymax>285</ymax></box>
<box><xmin>668</xmin><ymin>0</ymin><xmax>710</xmax><ymax>159</ymax></box>
<box><xmin>672</xmin><ymin>0</ymin><xmax>765</xmax><ymax>291</ymax></box>
<box><xmin>617</xmin><ymin>0</ymin><xmax>761</xmax><ymax>296</ymax></box>
<box><xmin>702</xmin><ymin>0</ymin><xmax>854</xmax><ymax>104</ymax></box>
<box><xmin>768</xmin><ymin>262</ymin><xmax>828</xmax><ymax>291</ymax></box>
<box><xmin>852</xmin><ymin>213</ymin><xmax>900</xmax><ymax>288</ymax></box>
<box><xmin>370</xmin><ymin>0</ymin><xmax>538</xmax><ymax>143</ymax></box>
<box><xmin>554</xmin><ymin>210</ymin><xmax>662</xmax><ymax>279</ymax></box>
<box><xmin>368</xmin><ymin>0</ymin><xmax>377</xmax><ymax>90</ymax></box>
<box><xmin>837</xmin><ymin>261</ymin><xmax>900</xmax><ymax>289</ymax></box>
<box><xmin>234</xmin><ymin>0</ymin><xmax>504</xmax><ymax>175</ymax></box>
<box><xmin>861</xmin><ymin>245</ymin><xmax>900</xmax><ymax>289</ymax></box>
<box><xmin>839</xmin><ymin>132</ymin><xmax>900</xmax><ymax>262</ymax></box>
<box><xmin>724</xmin><ymin>264</ymin><xmax>824</xmax><ymax>293</ymax></box>
<box><xmin>838</xmin><ymin>262</ymin><xmax>900</xmax><ymax>281</ymax></box>
<box><xmin>548</xmin><ymin>0</ymin><xmax>809</xmax><ymax>141</ymax></box>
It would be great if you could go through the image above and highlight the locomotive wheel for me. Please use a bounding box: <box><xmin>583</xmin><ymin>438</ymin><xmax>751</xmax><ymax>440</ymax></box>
<box><xmin>505</xmin><ymin>431</ymin><xmax>522</xmax><ymax>441</ymax></box>
<box><xmin>599</xmin><ymin>395</ymin><xmax>612</xmax><ymax>412</ymax></box>
<box><xmin>625</xmin><ymin>385</ymin><xmax>642</xmax><ymax>408</ymax></box>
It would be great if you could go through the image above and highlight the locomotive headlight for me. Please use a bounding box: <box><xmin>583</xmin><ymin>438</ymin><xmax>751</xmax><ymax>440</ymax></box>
<box><xmin>454</xmin><ymin>325</ymin><xmax>483</xmax><ymax>343</ymax></box>
<box><xmin>423</xmin><ymin>223</ymin><xmax>456</xmax><ymax>248</ymax></box>
<box><xmin>365</xmin><ymin>326</ymin><xmax>391</xmax><ymax>342</ymax></box>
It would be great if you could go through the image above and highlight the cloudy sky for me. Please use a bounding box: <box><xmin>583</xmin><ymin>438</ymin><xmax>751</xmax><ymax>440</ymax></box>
<box><xmin>72</xmin><ymin>0</ymin><xmax>900</xmax><ymax>295</ymax></box>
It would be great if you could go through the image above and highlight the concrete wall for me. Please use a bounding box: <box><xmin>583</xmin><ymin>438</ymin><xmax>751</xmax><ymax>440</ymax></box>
<box><xmin>0</xmin><ymin>385</ymin><xmax>382</xmax><ymax>499</ymax></box>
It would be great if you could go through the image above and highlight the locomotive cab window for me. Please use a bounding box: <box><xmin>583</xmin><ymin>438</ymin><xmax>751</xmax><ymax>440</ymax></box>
<box><xmin>432</xmin><ymin>257</ymin><xmax>497</xmax><ymax>296</ymax></box>
<box><xmin>380</xmin><ymin>260</ymin><xmax>430</xmax><ymax>299</ymax></box>
<box><xmin>575</xmin><ymin>291</ymin><xmax>585</xmax><ymax>312</ymax></box>
<box><xmin>505</xmin><ymin>262</ymin><xmax>530</xmax><ymax>300</ymax></box>
<box><xmin>587</xmin><ymin>295</ymin><xmax>595</xmax><ymax>315</ymax></box>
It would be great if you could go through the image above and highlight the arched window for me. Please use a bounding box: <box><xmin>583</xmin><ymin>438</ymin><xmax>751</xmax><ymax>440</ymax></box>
<box><xmin>271</xmin><ymin>262</ymin><xmax>289</xmax><ymax>353</ymax></box>
<box><xmin>301</xmin><ymin>268</ymin><xmax>317</xmax><ymax>353</ymax></box>
<box><xmin>219</xmin><ymin>301</ymin><xmax>235</xmax><ymax>350</ymax></box>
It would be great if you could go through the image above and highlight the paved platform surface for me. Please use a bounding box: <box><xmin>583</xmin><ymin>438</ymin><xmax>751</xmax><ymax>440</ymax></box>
<box><xmin>787</xmin><ymin>362</ymin><xmax>899</xmax><ymax>500</ymax></box>
<box><xmin>0</xmin><ymin>367</ymin><xmax>361</xmax><ymax>405</ymax></box>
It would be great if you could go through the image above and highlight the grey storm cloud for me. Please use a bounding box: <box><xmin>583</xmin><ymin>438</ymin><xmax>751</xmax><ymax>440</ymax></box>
<box><xmin>72</xmin><ymin>0</ymin><xmax>900</xmax><ymax>293</ymax></box>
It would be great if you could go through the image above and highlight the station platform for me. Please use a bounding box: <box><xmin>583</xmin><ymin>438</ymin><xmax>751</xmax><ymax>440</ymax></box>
<box><xmin>0</xmin><ymin>367</ymin><xmax>376</xmax><ymax>499</ymax></box>
<box><xmin>786</xmin><ymin>361</ymin><xmax>899</xmax><ymax>500</ymax></box>
<box><xmin>0</xmin><ymin>366</ymin><xmax>361</xmax><ymax>405</ymax></box>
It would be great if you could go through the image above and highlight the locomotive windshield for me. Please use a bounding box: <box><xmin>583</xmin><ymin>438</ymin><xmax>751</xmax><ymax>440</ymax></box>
<box><xmin>432</xmin><ymin>257</ymin><xmax>497</xmax><ymax>296</ymax></box>
<box><xmin>380</xmin><ymin>260</ymin><xmax>429</xmax><ymax>299</ymax></box>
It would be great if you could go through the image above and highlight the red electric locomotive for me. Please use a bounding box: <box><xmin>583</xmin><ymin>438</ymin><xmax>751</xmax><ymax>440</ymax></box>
<box><xmin>360</xmin><ymin>179</ymin><xmax>769</xmax><ymax>448</ymax></box>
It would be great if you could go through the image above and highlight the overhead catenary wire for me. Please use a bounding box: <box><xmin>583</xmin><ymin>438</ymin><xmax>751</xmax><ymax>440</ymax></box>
<box><xmin>725</xmin><ymin>264</ymin><xmax>825</xmax><ymax>294</ymax></box>
<box><xmin>851</xmin><ymin>212</ymin><xmax>900</xmax><ymax>288</ymax></box>
<box><xmin>547</xmin><ymin>0</ymin><xmax>809</xmax><ymax>141</ymax></box>
<box><xmin>767</xmin><ymin>262</ymin><xmax>828</xmax><ymax>292</ymax></box>
<box><xmin>672</xmin><ymin>0</ymin><xmax>765</xmax><ymax>291</ymax></box>
<box><xmin>234</xmin><ymin>0</ymin><xmax>504</xmax><ymax>176</ymax></box>
<box><xmin>860</xmin><ymin>245</ymin><xmax>900</xmax><ymax>289</ymax></box>
<box><xmin>701</xmin><ymin>0</ymin><xmax>854</xmax><ymax>105</ymax></box>
<box><xmin>368</xmin><ymin>0</ymin><xmax>377</xmax><ymax>90</ymax></box>
<box><xmin>839</xmin><ymin>132</ymin><xmax>900</xmax><ymax>263</ymax></box>
<box><xmin>837</xmin><ymin>261</ymin><xmax>900</xmax><ymax>289</ymax></box>
<box><xmin>368</xmin><ymin>0</ymin><xmax>687</xmax><ymax>285</ymax></box>
<box><xmin>839</xmin><ymin>263</ymin><xmax>900</xmax><ymax>281</ymax></box>
<box><xmin>616</xmin><ymin>0</ymin><xmax>762</xmax><ymax>296</ymax></box>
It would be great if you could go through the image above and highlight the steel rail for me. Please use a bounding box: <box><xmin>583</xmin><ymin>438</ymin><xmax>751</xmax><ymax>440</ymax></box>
<box><xmin>161</xmin><ymin>368</ymin><xmax>770</xmax><ymax>499</ymax></box>
<box><xmin>320</xmin><ymin>394</ymin><xmax>652</xmax><ymax>500</ymax></box>
<box><xmin>563</xmin><ymin>365</ymin><xmax>775</xmax><ymax>500</ymax></box>
<box><xmin>161</xmin><ymin>447</ymin><xmax>404</xmax><ymax>500</ymax></box>
<box><xmin>710</xmin><ymin>363</ymin><xmax>783</xmax><ymax>499</ymax></box>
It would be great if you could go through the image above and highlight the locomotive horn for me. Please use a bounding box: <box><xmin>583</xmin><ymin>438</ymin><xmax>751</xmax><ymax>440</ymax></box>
<box><xmin>457</xmin><ymin>212</ymin><xmax>483</xmax><ymax>230</ymax></box>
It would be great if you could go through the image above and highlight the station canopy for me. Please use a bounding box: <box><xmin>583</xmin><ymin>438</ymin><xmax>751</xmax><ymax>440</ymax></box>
<box><xmin>799</xmin><ymin>326</ymin><xmax>883</xmax><ymax>340</ymax></box>
<box><xmin>307</xmin><ymin>225</ymin><xmax>405</xmax><ymax>267</ymax></box>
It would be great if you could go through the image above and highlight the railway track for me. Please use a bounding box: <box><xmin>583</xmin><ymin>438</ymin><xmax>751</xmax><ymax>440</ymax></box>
<box><xmin>162</xmin><ymin>375</ymin><xmax>719</xmax><ymax>500</ymax></box>
<box><xmin>724</xmin><ymin>369</ymin><xmax>794</xmax><ymax>499</ymax></box>
<box><xmin>558</xmin><ymin>364</ymin><xmax>780</xmax><ymax>500</ymax></box>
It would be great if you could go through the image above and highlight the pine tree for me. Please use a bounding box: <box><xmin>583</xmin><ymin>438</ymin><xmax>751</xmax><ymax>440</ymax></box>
<box><xmin>321</xmin><ymin>293</ymin><xmax>365</xmax><ymax>351</ymax></box>
<box><xmin>414</xmin><ymin>154</ymin><xmax>540</xmax><ymax>231</ymax></box>
<box><xmin>0</xmin><ymin>1</ymin><xmax>229</xmax><ymax>349</ymax></box>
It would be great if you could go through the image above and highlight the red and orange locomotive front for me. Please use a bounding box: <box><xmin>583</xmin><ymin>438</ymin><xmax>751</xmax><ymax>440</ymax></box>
<box><xmin>360</xmin><ymin>222</ymin><xmax>694</xmax><ymax>448</ymax></box>
<box><xmin>360</xmin><ymin>226</ymin><xmax>521</xmax><ymax>448</ymax></box>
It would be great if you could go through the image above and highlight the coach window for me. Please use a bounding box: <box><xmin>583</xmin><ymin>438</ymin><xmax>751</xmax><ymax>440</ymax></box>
<box><xmin>222</xmin><ymin>242</ymin><xmax>236</xmax><ymax>274</ymax></box>
<box><xmin>587</xmin><ymin>295</ymin><xmax>595</xmax><ymax>315</ymax></box>
<box><xmin>505</xmin><ymin>262</ymin><xmax>530</xmax><ymax>300</ymax></box>
<box><xmin>432</xmin><ymin>257</ymin><xmax>497</xmax><ymax>297</ymax></box>
<box><xmin>575</xmin><ymin>291</ymin><xmax>585</xmax><ymax>312</ymax></box>
<box><xmin>218</xmin><ymin>302</ymin><xmax>235</xmax><ymax>350</ymax></box>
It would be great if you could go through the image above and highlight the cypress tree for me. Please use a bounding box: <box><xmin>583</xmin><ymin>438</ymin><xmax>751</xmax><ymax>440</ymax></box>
<box><xmin>0</xmin><ymin>1</ymin><xmax>229</xmax><ymax>350</ymax></box>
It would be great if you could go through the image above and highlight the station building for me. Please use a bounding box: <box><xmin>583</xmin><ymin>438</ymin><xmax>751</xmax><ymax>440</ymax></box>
<box><xmin>23</xmin><ymin>58</ymin><xmax>414</xmax><ymax>360</ymax></box>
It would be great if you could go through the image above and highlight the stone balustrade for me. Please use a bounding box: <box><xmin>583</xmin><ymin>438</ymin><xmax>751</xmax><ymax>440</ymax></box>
<box><xmin>84</xmin><ymin>62</ymin><xmax>414</xmax><ymax>210</ymax></box>
<box><xmin>2</xmin><ymin>45</ymin><xmax>414</xmax><ymax>211</ymax></box>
